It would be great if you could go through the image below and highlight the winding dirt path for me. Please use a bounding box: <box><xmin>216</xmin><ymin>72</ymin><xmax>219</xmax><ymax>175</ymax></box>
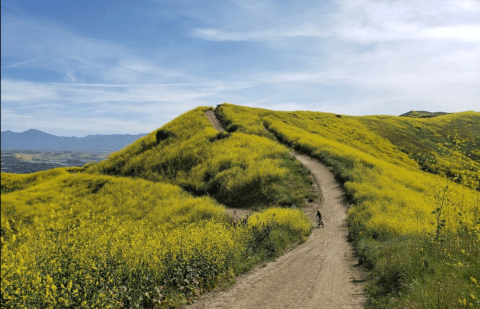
<box><xmin>197</xmin><ymin>112</ymin><xmax>367</xmax><ymax>308</ymax></box>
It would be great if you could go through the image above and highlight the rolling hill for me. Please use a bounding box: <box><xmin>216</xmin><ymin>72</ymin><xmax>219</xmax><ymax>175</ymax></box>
<box><xmin>1</xmin><ymin>104</ymin><xmax>479</xmax><ymax>308</ymax></box>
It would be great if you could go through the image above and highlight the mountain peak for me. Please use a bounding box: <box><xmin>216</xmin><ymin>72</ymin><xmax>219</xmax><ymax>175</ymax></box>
<box><xmin>21</xmin><ymin>129</ymin><xmax>57</xmax><ymax>138</ymax></box>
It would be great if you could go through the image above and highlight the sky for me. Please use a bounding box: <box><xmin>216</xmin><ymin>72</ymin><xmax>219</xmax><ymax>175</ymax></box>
<box><xmin>1</xmin><ymin>0</ymin><xmax>479</xmax><ymax>137</ymax></box>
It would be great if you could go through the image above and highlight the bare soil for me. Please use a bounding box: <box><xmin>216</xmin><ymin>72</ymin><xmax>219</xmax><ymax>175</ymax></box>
<box><xmin>205</xmin><ymin>111</ymin><xmax>225</xmax><ymax>132</ymax></box>
<box><xmin>224</xmin><ymin>208</ymin><xmax>253</xmax><ymax>220</ymax></box>
<box><xmin>189</xmin><ymin>154</ymin><xmax>366</xmax><ymax>309</ymax></box>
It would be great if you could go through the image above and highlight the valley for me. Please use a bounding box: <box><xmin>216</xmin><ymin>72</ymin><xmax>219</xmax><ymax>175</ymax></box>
<box><xmin>1</xmin><ymin>150</ymin><xmax>108</xmax><ymax>174</ymax></box>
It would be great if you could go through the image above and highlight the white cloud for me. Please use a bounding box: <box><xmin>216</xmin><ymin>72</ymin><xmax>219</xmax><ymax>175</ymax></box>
<box><xmin>2</xmin><ymin>0</ymin><xmax>479</xmax><ymax>138</ymax></box>
<box><xmin>1</xmin><ymin>79</ymin><xmax>58</xmax><ymax>101</ymax></box>
<box><xmin>191</xmin><ymin>24</ymin><xmax>327</xmax><ymax>41</ymax></box>
<box><xmin>1</xmin><ymin>108</ymin><xmax>155</xmax><ymax>136</ymax></box>
<box><xmin>422</xmin><ymin>26</ymin><xmax>480</xmax><ymax>41</ymax></box>
<box><xmin>1</xmin><ymin>77</ymin><xmax>260</xmax><ymax>135</ymax></box>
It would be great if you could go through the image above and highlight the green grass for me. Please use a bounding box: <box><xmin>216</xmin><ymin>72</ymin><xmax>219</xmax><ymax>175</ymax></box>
<box><xmin>358</xmin><ymin>112</ymin><xmax>480</xmax><ymax>190</ymax></box>
<box><xmin>360</xmin><ymin>230</ymin><xmax>480</xmax><ymax>308</ymax></box>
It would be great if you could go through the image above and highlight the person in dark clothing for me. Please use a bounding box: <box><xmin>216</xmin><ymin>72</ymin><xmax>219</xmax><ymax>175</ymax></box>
<box><xmin>316</xmin><ymin>210</ymin><xmax>324</xmax><ymax>228</ymax></box>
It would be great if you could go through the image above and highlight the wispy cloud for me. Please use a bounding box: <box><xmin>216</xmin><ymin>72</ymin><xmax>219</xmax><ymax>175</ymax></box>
<box><xmin>1</xmin><ymin>78</ymin><xmax>258</xmax><ymax>135</ymax></box>
<box><xmin>191</xmin><ymin>25</ymin><xmax>327</xmax><ymax>41</ymax></box>
<box><xmin>211</xmin><ymin>0</ymin><xmax>480</xmax><ymax>112</ymax></box>
<box><xmin>2</xmin><ymin>59</ymin><xmax>42</xmax><ymax>69</ymax></box>
<box><xmin>1</xmin><ymin>0</ymin><xmax>479</xmax><ymax>136</ymax></box>
<box><xmin>0</xmin><ymin>108</ymin><xmax>156</xmax><ymax>137</ymax></box>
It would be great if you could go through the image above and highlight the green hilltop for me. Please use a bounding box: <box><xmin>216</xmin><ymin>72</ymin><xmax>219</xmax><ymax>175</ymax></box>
<box><xmin>85</xmin><ymin>106</ymin><xmax>315</xmax><ymax>209</ymax></box>
<box><xmin>399</xmin><ymin>110</ymin><xmax>449</xmax><ymax>118</ymax></box>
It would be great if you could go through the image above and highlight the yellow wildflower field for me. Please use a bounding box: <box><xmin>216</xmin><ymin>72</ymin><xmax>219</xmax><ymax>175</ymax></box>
<box><xmin>1</xmin><ymin>166</ymin><xmax>311</xmax><ymax>308</ymax></box>
<box><xmin>86</xmin><ymin>106</ymin><xmax>315</xmax><ymax>208</ymax></box>
<box><xmin>217</xmin><ymin>103</ymin><xmax>479</xmax><ymax>237</ymax></box>
<box><xmin>216</xmin><ymin>103</ymin><xmax>479</xmax><ymax>307</ymax></box>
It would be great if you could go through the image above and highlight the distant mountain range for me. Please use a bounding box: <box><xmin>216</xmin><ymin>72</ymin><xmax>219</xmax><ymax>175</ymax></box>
<box><xmin>1</xmin><ymin>129</ymin><xmax>148</xmax><ymax>152</ymax></box>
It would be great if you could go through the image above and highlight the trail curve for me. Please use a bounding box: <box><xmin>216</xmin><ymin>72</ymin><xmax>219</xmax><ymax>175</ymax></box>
<box><xmin>189</xmin><ymin>147</ymin><xmax>367</xmax><ymax>308</ymax></box>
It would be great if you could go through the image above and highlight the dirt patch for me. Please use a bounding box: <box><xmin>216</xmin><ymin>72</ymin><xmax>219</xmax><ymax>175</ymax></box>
<box><xmin>189</xmin><ymin>153</ymin><xmax>366</xmax><ymax>309</ymax></box>
<box><xmin>225</xmin><ymin>208</ymin><xmax>252</xmax><ymax>220</ymax></box>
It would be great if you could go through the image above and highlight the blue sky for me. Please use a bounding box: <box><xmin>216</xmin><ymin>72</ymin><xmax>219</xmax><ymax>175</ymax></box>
<box><xmin>2</xmin><ymin>0</ymin><xmax>479</xmax><ymax>137</ymax></box>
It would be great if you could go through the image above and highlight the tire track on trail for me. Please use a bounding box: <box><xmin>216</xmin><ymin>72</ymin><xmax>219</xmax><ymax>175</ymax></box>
<box><xmin>196</xmin><ymin>111</ymin><xmax>367</xmax><ymax>308</ymax></box>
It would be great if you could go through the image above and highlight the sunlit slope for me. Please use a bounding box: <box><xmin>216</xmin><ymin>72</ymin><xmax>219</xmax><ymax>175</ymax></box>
<box><xmin>358</xmin><ymin>112</ymin><xmax>480</xmax><ymax>188</ymax></box>
<box><xmin>1</xmin><ymin>166</ymin><xmax>83</xmax><ymax>194</ymax></box>
<box><xmin>1</xmin><ymin>169</ymin><xmax>240</xmax><ymax>306</ymax></box>
<box><xmin>86</xmin><ymin>106</ymin><xmax>314</xmax><ymax>208</ymax></box>
<box><xmin>217</xmin><ymin>104</ymin><xmax>479</xmax><ymax>183</ymax></box>
<box><xmin>1</xmin><ymin>169</ymin><xmax>227</xmax><ymax>228</ymax></box>
<box><xmin>1</xmin><ymin>168</ymin><xmax>312</xmax><ymax>307</ymax></box>
<box><xmin>216</xmin><ymin>103</ymin><xmax>479</xmax><ymax>236</ymax></box>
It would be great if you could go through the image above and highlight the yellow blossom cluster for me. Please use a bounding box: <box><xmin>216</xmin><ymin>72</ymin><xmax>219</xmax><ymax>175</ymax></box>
<box><xmin>1</xmin><ymin>165</ymin><xmax>311</xmax><ymax>308</ymax></box>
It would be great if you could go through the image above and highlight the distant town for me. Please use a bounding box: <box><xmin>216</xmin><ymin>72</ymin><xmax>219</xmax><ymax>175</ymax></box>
<box><xmin>1</xmin><ymin>150</ymin><xmax>109</xmax><ymax>174</ymax></box>
<box><xmin>1</xmin><ymin>129</ymin><xmax>147</xmax><ymax>174</ymax></box>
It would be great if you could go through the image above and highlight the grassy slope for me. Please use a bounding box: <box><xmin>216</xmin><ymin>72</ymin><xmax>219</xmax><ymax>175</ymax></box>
<box><xmin>216</xmin><ymin>103</ymin><xmax>480</xmax><ymax>308</ymax></box>
<box><xmin>2</xmin><ymin>103</ymin><xmax>478</xmax><ymax>308</ymax></box>
<box><xmin>1</xmin><ymin>106</ymin><xmax>314</xmax><ymax>308</ymax></box>
<box><xmin>358</xmin><ymin>112</ymin><xmax>480</xmax><ymax>189</ymax></box>
<box><xmin>86</xmin><ymin>106</ymin><xmax>315</xmax><ymax>208</ymax></box>
<box><xmin>399</xmin><ymin>111</ymin><xmax>449</xmax><ymax>118</ymax></box>
<box><xmin>1</xmin><ymin>168</ymin><xmax>312</xmax><ymax>308</ymax></box>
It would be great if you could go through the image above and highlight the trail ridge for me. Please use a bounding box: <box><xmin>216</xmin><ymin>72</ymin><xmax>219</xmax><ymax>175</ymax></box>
<box><xmin>195</xmin><ymin>112</ymin><xmax>367</xmax><ymax>308</ymax></box>
<box><xmin>205</xmin><ymin>111</ymin><xmax>225</xmax><ymax>132</ymax></box>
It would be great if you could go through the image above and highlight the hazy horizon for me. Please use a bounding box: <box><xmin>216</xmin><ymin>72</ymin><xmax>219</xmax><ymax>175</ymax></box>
<box><xmin>1</xmin><ymin>128</ymin><xmax>148</xmax><ymax>138</ymax></box>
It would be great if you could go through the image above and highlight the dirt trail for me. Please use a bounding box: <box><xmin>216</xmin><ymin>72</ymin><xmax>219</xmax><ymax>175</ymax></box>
<box><xmin>205</xmin><ymin>110</ymin><xmax>250</xmax><ymax>219</ymax></box>
<box><xmin>198</xmin><ymin>111</ymin><xmax>366</xmax><ymax>308</ymax></box>
<box><xmin>205</xmin><ymin>110</ymin><xmax>225</xmax><ymax>132</ymax></box>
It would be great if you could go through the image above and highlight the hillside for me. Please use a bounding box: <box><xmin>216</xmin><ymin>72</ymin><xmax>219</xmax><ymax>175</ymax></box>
<box><xmin>1</xmin><ymin>104</ymin><xmax>479</xmax><ymax>308</ymax></box>
<box><xmin>399</xmin><ymin>110</ymin><xmax>449</xmax><ymax>118</ymax></box>
<box><xmin>85</xmin><ymin>106</ymin><xmax>315</xmax><ymax>208</ymax></box>
<box><xmin>214</xmin><ymin>104</ymin><xmax>480</xmax><ymax>307</ymax></box>
<box><xmin>215</xmin><ymin>104</ymin><xmax>480</xmax><ymax>190</ymax></box>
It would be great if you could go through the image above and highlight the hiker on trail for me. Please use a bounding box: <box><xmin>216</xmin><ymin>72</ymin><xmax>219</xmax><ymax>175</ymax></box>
<box><xmin>316</xmin><ymin>210</ymin><xmax>323</xmax><ymax>228</ymax></box>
